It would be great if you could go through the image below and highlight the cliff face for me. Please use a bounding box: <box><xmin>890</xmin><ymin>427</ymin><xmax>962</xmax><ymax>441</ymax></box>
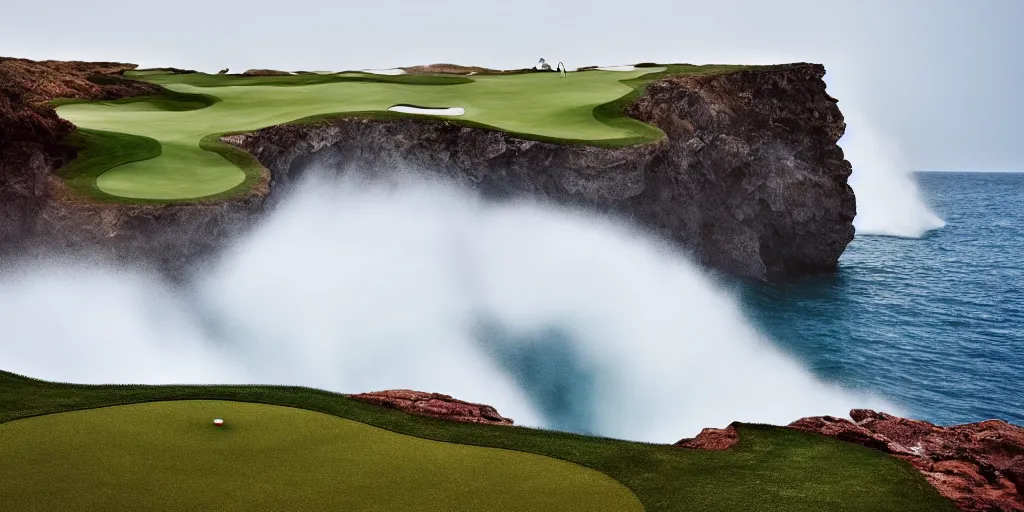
<box><xmin>230</xmin><ymin>63</ymin><xmax>854</xmax><ymax>279</ymax></box>
<box><xmin>1</xmin><ymin>59</ymin><xmax>854</xmax><ymax>280</ymax></box>
<box><xmin>0</xmin><ymin>58</ymin><xmax>264</xmax><ymax>277</ymax></box>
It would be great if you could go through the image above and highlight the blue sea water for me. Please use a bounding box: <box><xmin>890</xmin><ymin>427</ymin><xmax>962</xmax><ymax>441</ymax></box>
<box><xmin>740</xmin><ymin>172</ymin><xmax>1024</xmax><ymax>426</ymax></box>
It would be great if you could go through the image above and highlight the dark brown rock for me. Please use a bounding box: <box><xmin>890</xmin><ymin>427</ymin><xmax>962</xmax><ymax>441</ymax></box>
<box><xmin>1</xmin><ymin>58</ymin><xmax>854</xmax><ymax>281</ymax></box>
<box><xmin>231</xmin><ymin>63</ymin><xmax>855</xmax><ymax>280</ymax></box>
<box><xmin>675</xmin><ymin>424</ymin><xmax>740</xmax><ymax>450</ymax></box>
<box><xmin>0</xmin><ymin>57</ymin><xmax>268</xmax><ymax>279</ymax></box>
<box><xmin>348</xmin><ymin>389</ymin><xmax>514</xmax><ymax>425</ymax></box>
<box><xmin>789</xmin><ymin>410</ymin><xmax>1024</xmax><ymax>512</ymax></box>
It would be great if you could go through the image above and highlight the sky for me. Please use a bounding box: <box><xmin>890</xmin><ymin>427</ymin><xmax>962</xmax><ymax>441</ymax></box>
<box><xmin>2</xmin><ymin>0</ymin><xmax>1021</xmax><ymax>171</ymax></box>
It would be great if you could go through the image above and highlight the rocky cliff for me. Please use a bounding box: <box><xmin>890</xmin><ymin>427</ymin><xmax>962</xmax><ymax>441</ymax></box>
<box><xmin>0</xmin><ymin>58</ymin><xmax>264</xmax><ymax>277</ymax></box>
<box><xmin>1</xmin><ymin>58</ymin><xmax>854</xmax><ymax>280</ymax></box>
<box><xmin>230</xmin><ymin>63</ymin><xmax>855</xmax><ymax>279</ymax></box>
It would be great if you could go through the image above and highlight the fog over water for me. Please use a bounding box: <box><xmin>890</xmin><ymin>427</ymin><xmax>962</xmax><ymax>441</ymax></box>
<box><xmin>0</xmin><ymin>171</ymin><xmax>898</xmax><ymax>442</ymax></box>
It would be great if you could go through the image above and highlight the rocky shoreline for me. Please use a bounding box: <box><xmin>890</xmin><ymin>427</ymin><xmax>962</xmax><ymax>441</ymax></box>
<box><xmin>2</xmin><ymin>57</ymin><xmax>853</xmax><ymax>280</ymax></box>
<box><xmin>678</xmin><ymin>409</ymin><xmax>1024</xmax><ymax>512</ymax></box>
<box><xmin>359</xmin><ymin>389</ymin><xmax>1023</xmax><ymax>512</ymax></box>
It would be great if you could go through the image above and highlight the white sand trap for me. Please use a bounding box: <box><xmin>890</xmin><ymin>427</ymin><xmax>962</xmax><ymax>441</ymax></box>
<box><xmin>596</xmin><ymin>65</ymin><xmax>639</xmax><ymax>72</ymax></box>
<box><xmin>388</xmin><ymin>105</ymin><xmax>465</xmax><ymax>116</ymax></box>
<box><xmin>363</xmin><ymin>68</ymin><xmax>407</xmax><ymax>75</ymax></box>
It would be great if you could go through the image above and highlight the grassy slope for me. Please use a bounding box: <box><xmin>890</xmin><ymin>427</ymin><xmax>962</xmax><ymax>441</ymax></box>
<box><xmin>0</xmin><ymin>370</ymin><xmax>956</xmax><ymax>512</ymax></box>
<box><xmin>52</xmin><ymin>65</ymin><xmax>761</xmax><ymax>202</ymax></box>
<box><xmin>55</xmin><ymin>128</ymin><xmax>162</xmax><ymax>200</ymax></box>
<box><xmin>0</xmin><ymin>400</ymin><xmax>640</xmax><ymax>512</ymax></box>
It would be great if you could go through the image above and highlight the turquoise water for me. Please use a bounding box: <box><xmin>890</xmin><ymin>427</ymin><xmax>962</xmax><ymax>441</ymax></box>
<box><xmin>741</xmin><ymin>172</ymin><xmax>1024</xmax><ymax>426</ymax></box>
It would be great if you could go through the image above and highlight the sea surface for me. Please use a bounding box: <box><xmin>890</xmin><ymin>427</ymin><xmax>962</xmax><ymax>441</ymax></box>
<box><xmin>740</xmin><ymin>172</ymin><xmax>1024</xmax><ymax>426</ymax></box>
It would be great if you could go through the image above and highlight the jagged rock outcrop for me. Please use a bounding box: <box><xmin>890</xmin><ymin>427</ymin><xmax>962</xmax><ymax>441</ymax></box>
<box><xmin>1</xmin><ymin>58</ymin><xmax>853</xmax><ymax>280</ymax></box>
<box><xmin>349</xmin><ymin>389</ymin><xmax>514</xmax><ymax>425</ymax></box>
<box><xmin>675</xmin><ymin>424</ymin><xmax>740</xmax><ymax>450</ymax></box>
<box><xmin>230</xmin><ymin>63</ymin><xmax>854</xmax><ymax>279</ymax></box>
<box><xmin>789</xmin><ymin>410</ymin><xmax>1024</xmax><ymax>512</ymax></box>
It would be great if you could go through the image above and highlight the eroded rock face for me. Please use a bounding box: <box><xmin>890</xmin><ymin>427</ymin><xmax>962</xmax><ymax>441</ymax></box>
<box><xmin>230</xmin><ymin>63</ymin><xmax>854</xmax><ymax>280</ymax></box>
<box><xmin>1</xmin><ymin>59</ymin><xmax>853</xmax><ymax>280</ymax></box>
<box><xmin>0</xmin><ymin>58</ymin><xmax>266</xmax><ymax>278</ymax></box>
<box><xmin>348</xmin><ymin>389</ymin><xmax>514</xmax><ymax>426</ymax></box>
<box><xmin>789</xmin><ymin>410</ymin><xmax>1024</xmax><ymax>512</ymax></box>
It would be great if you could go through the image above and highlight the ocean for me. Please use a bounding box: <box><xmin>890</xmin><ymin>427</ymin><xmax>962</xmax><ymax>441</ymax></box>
<box><xmin>741</xmin><ymin>172</ymin><xmax>1024</xmax><ymax>426</ymax></box>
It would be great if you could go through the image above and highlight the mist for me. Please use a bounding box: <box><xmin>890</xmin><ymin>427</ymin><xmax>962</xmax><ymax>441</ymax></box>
<box><xmin>841</xmin><ymin>111</ymin><xmax>946</xmax><ymax>238</ymax></box>
<box><xmin>0</xmin><ymin>171</ymin><xmax>896</xmax><ymax>442</ymax></box>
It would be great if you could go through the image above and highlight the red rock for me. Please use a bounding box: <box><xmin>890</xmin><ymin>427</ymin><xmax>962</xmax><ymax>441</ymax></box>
<box><xmin>675</xmin><ymin>424</ymin><xmax>740</xmax><ymax>450</ymax></box>
<box><xmin>348</xmin><ymin>389</ymin><xmax>514</xmax><ymax>426</ymax></box>
<box><xmin>789</xmin><ymin>410</ymin><xmax>1024</xmax><ymax>512</ymax></box>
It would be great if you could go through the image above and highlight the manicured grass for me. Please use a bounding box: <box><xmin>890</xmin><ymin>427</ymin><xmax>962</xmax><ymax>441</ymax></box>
<box><xmin>0</xmin><ymin>400</ymin><xmax>640</xmax><ymax>512</ymax></box>
<box><xmin>0</xmin><ymin>370</ymin><xmax>957</xmax><ymax>512</ymax></box>
<box><xmin>55</xmin><ymin>128</ymin><xmax>162</xmax><ymax>200</ymax></box>
<box><xmin>132</xmin><ymin>70</ymin><xmax>473</xmax><ymax>87</ymax></box>
<box><xmin>53</xmin><ymin>64</ymin><xmax>766</xmax><ymax>202</ymax></box>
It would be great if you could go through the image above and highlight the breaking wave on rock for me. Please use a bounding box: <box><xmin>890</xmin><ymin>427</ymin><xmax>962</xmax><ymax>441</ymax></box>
<box><xmin>842</xmin><ymin>113</ymin><xmax>946</xmax><ymax>238</ymax></box>
<box><xmin>0</xmin><ymin>170</ymin><xmax>896</xmax><ymax>442</ymax></box>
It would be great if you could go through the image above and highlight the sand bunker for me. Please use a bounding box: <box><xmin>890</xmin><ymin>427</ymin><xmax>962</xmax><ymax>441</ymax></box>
<box><xmin>388</xmin><ymin>105</ymin><xmax>465</xmax><ymax>116</ymax></box>
<box><xmin>596</xmin><ymin>66</ymin><xmax>638</xmax><ymax>72</ymax></box>
<box><xmin>363</xmin><ymin>68</ymin><xmax>407</xmax><ymax>75</ymax></box>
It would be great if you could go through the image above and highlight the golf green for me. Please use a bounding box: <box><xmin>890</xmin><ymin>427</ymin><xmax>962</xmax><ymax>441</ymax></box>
<box><xmin>54</xmin><ymin>68</ymin><xmax>668</xmax><ymax>201</ymax></box>
<box><xmin>0</xmin><ymin>371</ymin><xmax>959</xmax><ymax>511</ymax></box>
<box><xmin>0</xmin><ymin>400</ymin><xmax>642</xmax><ymax>512</ymax></box>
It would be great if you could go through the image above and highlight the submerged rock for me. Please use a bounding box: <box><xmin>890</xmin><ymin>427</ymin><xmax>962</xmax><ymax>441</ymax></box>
<box><xmin>348</xmin><ymin>389</ymin><xmax>514</xmax><ymax>426</ymax></box>
<box><xmin>789</xmin><ymin>409</ymin><xmax>1024</xmax><ymax>512</ymax></box>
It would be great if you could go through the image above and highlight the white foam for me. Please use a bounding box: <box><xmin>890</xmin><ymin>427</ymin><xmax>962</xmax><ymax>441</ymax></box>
<box><xmin>388</xmin><ymin>105</ymin><xmax>465</xmax><ymax>116</ymax></box>
<box><xmin>0</xmin><ymin>173</ymin><xmax>896</xmax><ymax>442</ymax></box>
<box><xmin>842</xmin><ymin>112</ymin><xmax>946</xmax><ymax>237</ymax></box>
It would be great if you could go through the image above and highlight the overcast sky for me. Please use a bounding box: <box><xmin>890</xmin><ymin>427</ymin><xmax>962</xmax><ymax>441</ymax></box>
<box><xmin>2</xmin><ymin>0</ymin><xmax>1021</xmax><ymax>171</ymax></box>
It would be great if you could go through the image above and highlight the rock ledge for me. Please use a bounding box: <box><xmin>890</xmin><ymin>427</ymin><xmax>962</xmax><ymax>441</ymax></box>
<box><xmin>789</xmin><ymin>410</ymin><xmax>1024</xmax><ymax>512</ymax></box>
<box><xmin>348</xmin><ymin>389</ymin><xmax>514</xmax><ymax>426</ymax></box>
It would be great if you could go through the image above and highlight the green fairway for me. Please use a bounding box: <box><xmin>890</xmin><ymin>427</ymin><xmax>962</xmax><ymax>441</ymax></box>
<box><xmin>0</xmin><ymin>400</ymin><xmax>640</xmax><ymax>512</ymax></box>
<box><xmin>0</xmin><ymin>370</ymin><xmax>957</xmax><ymax>512</ymax></box>
<box><xmin>52</xmin><ymin>65</ymin><xmax>767</xmax><ymax>202</ymax></box>
<box><xmin>55</xmin><ymin>68</ymin><xmax>666</xmax><ymax>201</ymax></box>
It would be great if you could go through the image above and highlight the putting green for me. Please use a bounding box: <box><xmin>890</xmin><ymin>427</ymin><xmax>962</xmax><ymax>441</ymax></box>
<box><xmin>0</xmin><ymin>400</ymin><xmax>642</xmax><ymax>512</ymax></box>
<box><xmin>54</xmin><ymin>68</ymin><xmax>667</xmax><ymax>201</ymax></box>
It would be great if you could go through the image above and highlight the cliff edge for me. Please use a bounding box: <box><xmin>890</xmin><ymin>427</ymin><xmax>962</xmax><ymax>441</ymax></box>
<box><xmin>1</xmin><ymin>58</ymin><xmax>854</xmax><ymax>280</ymax></box>
<box><xmin>230</xmin><ymin>63</ymin><xmax>855</xmax><ymax>279</ymax></box>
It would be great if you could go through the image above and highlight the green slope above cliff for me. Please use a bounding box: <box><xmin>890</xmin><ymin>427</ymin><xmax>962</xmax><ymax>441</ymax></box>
<box><xmin>52</xmin><ymin>64</ymin><xmax>750</xmax><ymax>203</ymax></box>
<box><xmin>0</xmin><ymin>370</ymin><xmax>956</xmax><ymax>512</ymax></box>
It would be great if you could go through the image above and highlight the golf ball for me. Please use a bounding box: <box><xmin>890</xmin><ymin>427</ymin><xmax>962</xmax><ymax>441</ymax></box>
<box><xmin>213</xmin><ymin>418</ymin><xmax>224</xmax><ymax>426</ymax></box>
